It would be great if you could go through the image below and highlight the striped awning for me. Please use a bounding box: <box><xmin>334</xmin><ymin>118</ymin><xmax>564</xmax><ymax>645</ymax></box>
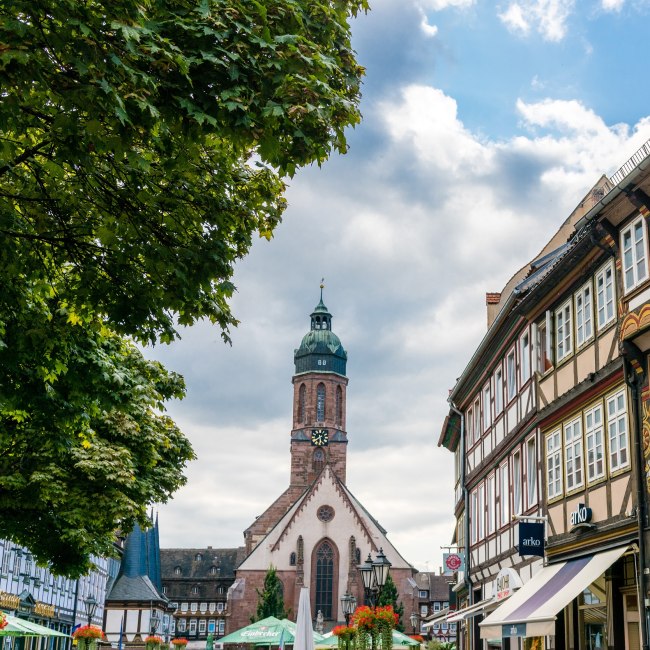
<box><xmin>447</xmin><ymin>597</ymin><xmax>497</xmax><ymax>623</ymax></box>
<box><xmin>422</xmin><ymin>608</ymin><xmax>450</xmax><ymax>629</ymax></box>
<box><xmin>480</xmin><ymin>545</ymin><xmax>629</xmax><ymax>639</ymax></box>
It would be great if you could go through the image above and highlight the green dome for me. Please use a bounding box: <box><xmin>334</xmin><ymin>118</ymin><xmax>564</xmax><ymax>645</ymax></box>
<box><xmin>294</xmin><ymin>297</ymin><xmax>347</xmax><ymax>376</ymax></box>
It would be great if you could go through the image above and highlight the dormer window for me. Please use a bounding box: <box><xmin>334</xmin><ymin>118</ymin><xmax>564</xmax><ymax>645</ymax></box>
<box><xmin>195</xmin><ymin>553</ymin><xmax>202</xmax><ymax>561</ymax></box>
<box><xmin>174</xmin><ymin>566</ymin><xmax>182</xmax><ymax>575</ymax></box>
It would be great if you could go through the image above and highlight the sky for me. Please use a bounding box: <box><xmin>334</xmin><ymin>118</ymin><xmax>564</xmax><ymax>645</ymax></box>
<box><xmin>151</xmin><ymin>0</ymin><xmax>650</xmax><ymax>573</ymax></box>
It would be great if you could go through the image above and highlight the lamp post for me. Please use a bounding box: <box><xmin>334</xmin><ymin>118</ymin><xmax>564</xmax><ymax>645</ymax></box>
<box><xmin>409</xmin><ymin>612</ymin><xmax>419</xmax><ymax>635</ymax></box>
<box><xmin>84</xmin><ymin>595</ymin><xmax>98</xmax><ymax>627</ymax></box>
<box><xmin>340</xmin><ymin>591</ymin><xmax>357</xmax><ymax>625</ymax></box>
<box><xmin>357</xmin><ymin>548</ymin><xmax>392</xmax><ymax>607</ymax></box>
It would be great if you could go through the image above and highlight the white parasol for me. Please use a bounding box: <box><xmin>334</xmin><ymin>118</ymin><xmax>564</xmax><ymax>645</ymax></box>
<box><xmin>293</xmin><ymin>587</ymin><xmax>315</xmax><ymax>650</ymax></box>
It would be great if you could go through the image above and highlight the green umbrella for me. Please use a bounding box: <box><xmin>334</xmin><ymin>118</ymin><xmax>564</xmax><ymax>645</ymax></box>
<box><xmin>219</xmin><ymin>617</ymin><xmax>325</xmax><ymax>647</ymax></box>
<box><xmin>0</xmin><ymin>613</ymin><xmax>70</xmax><ymax>637</ymax></box>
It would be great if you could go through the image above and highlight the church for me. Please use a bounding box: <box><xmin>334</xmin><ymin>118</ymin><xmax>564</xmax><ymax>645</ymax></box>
<box><xmin>227</xmin><ymin>291</ymin><xmax>416</xmax><ymax>631</ymax></box>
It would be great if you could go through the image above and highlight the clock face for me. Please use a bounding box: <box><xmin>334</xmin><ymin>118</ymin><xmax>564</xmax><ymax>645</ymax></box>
<box><xmin>311</xmin><ymin>428</ymin><xmax>329</xmax><ymax>446</ymax></box>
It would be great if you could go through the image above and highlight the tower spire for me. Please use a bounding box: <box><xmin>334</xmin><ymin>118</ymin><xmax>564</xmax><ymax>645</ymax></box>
<box><xmin>320</xmin><ymin>278</ymin><xmax>324</xmax><ymax>302</ymax></box>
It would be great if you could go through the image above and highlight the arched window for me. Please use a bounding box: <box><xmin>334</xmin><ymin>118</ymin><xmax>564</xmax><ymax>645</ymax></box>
<box><xmin>313</xmin><ymin>448</ymin><xmax>325</xmax><ymax>472</ymax></box>
<box><xmin>195</xmin><ymin>553</ymin><xmax>202</xmax><ymax>561</ymax></box>
<box><xmin>290</xmin><ymin>552</ymin><xmax>296</xmax><ymax>566</ymax></box>
<box><xmin>336</xmin><ymin>386</ymin><xmax>342</xmax><ymax>425</ymax></box>
<box><xmin>209</xmin><ymin>566</ymin><xmax>218</xmax><ymax>575</ymax></box>
<box><xmin>174</xmin><ymin>566</ymin><xmax>182</xmax><ymax>575</ymax></box>
<box><xmin>316</xmin><ymin>383</ymin><xmax>326</xmax><ymax>421</ymax></box>
<box><xmin>314</xmin><ymin>541</ymin><xmax>335</xmax><ymax>619</ymax></box>
<box><xmin>355</xmin><ymin>548</ymin><xmax>361</xmax><ymax>563</ymax></box>
<box><xmin>299</xmin><ymin>384</ymin><xmax>306</xmax><ymax>423</ymax></box>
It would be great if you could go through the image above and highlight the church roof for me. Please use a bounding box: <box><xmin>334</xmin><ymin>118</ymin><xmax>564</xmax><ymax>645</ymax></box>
<box><xmin>236</xmin><ymin>465</ymin><xmax>413</xmax><ymax>572</ymax></box>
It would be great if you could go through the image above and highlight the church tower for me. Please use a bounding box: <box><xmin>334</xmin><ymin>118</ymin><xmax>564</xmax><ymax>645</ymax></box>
<box><xmin>289</xmin><ymin>288</ymin><xmax>349</xmax><ymax>494</ymax></box>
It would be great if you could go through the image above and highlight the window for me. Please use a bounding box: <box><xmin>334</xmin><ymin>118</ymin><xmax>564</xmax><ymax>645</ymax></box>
<box><xmin>477</xmin><ymin>483</ymin><xmax>485</xmax><ymax>541</ymax></box>
<box><xmin>506</xmin><ymin>351</ymin><xmax>516</xmax><ymax>401</ymax></box>
<box><xmin>420</xmin><ymin>605</ymin><xmax>428</xmax><ymax>617</ymax></box>
<box><xmin>199</xmin><ymin>620</ymin><xmax>207</xmax><ymax>633</ymax></box>
<box><xmin>512</xmin><ymin>451</ymin><xmax>522</xmax><ymax>516</ymax></box>
<box><xmin>487</xmin><ymin>474</ymin><xmax>495</xmax><ymax>535</ymax></box>
<box><xmin>520</xmin><ymin>332</ymin><xmax>531</xmax><ymax>384</ymax></box>
<box><xmin>607</xmin><ymin>389</ymin><xmax>629</xmax><ymax>471</ymax></box>
<box><xmin>290</xmin><ymin>552</ymin><xmax>296</xmax><ymax>566</ymax></box>
<box><xmin>178</xmin><ymin>619</ymin><xmax>187</xmax><ymax>633</ymax></box>
<box><xmin>419</xmin><ymin>590</ymin><xmax>428</xmax><ymax>598</ymax></box>
<box><xmin>546</xmin><ymin>430</ymin><xmax>563</xmax><ymax>499</ymax></box>
<box><xmin>313</xmin><ymin>448</ymin><xmax>325</xmax><ymax>472</ymax></box>
<box><xmin>526</xmin><ymin>437</ymin><xmax>537</xmax><ymax>508</ymax></box>
<box><xmin>191</xmin><ymin>586</ymin><xmax>199</xmax><ymax>595</ymax></box>
<box><xmin>209</xmin><ymin>603</ymin><xmax>216</xmax><ymax>613</ymax></box>
<box><xmin>494</xmin><ymin>368</ymin><xmax>503</xmax><ymax>415</ymax></box>
<box><xmin>473</xmin><ymin>397</ymin><xmax>480</xmax><ymax>442</ymax></box>
<box><xmin>200</xmin><ymin>602</ymin><xmax>207</xmax><ymax>613</ymax></box>
<box><xmin>499</xmin><ymin>463</ymin><xmax>509</xmax><ymax>526</ymax></box>
<box><xmin>208</xmin><ymin>620</ymin><xmax>216</xmax><ymax>633</ymax></box>
<box><xmin>575</xmin><ymin>281</ymin><xmax>593</xmax><ymax>347</ymax></box>
<box><xmin>535</xmin><ymin>311</ymin><xmax>554</xmax><ymax>372</ymax></box>
<box><xmin>470</xmin><ymin>489</ymin><xmax>478</xmax><ymax>544</ymax></box>
<box><xmin>482</xmin><ymin>383</ymin><xmax>491</xmax><ymax>431</ymax></box>
<box><xmin>564</xmin><ymin>418</ymin><xmax>584</xmax><ymax>491</ymax></box>
<box><xmin>556</xmin><ymin>299</ymin><xmax>573</xmax><ymax>361</ymax></box>
<box><xmin>189</xmin><ymin>619</ymin><xmax>197</xmax><ymax>633</ymax></box>
<box><xmin>209</xmin><ymin>566</ymin><xmax>218</xmax><ymax>575</ymax></box>
<box><xmin>299</xmin><ymin>384</ymin><xmax>306</xmax><ymax>423</ymax></box>
<box><xmin>181</xmin><ymin>603</ymin><xmax>188</xmax><ymax>613</ymax></box>
<box><xmin>218</xmin><ymin>620</ymin><xmax>225</xmax><ymax>635</ymax></box>
<box><xmin>216</xmin><ymin>602</ymin><xmax>224</xmax><ymax>613</ymax></box>
<box><xmin>174</xmin><ymin>566</ymin><xmax>182</xmax><ymax>576</ymax></box>
<box><xmin>191</xmin><ymin>602</ymin><xmax>198</xmax><ymax>612</ymax></box>
<box><xmin>596</xmin><ymin>261</ymin><xmax>615</xmax><ymax>330</ymax></box>
<box><xmin>621</xmin><ymin>216</ymin><xmax>648</xmax><ymax>292</ymax></box>
<box><xmin>0</xmin><ymin>548</ymin><xmax>9</xmax><ymax>575</ymax></box>
<box><xmin>585</xmin><ymin>404</ymin><xmax>604</xmax><ymax>482</ymax></box>
<box><xmin>195</xmin><ymin>553</ymin><xmax>202</xmax><ymax>561</ymax></box>
<box><xmin>315</xmin><ymin>541</ymin><xmax>334</xmax><ymax>619</ymax></box>
<box><xmin>162</xmin><ymin>586</ymin><xmax>168</xmax><ymax>594</ymax></box>
<box><xmin>336</xmin><ymin>386</ymin><xmax>343</xmax><ymax>425</ymax></box>
<box><xmin>466</xmin><ymin>404</ymin><xmax>474</xmax><ymax>447</ymax></box>
<box><xmin>316</xmin><ymin>383</ymin><xmax>326</xmax><ymax>421</ymax></box>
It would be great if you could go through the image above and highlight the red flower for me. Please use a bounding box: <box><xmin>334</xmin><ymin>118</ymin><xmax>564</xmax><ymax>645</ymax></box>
<box><xmin>73</xmin><ymin>626</ymin><xmax>104</xmax><ymax>640</ymax></box>
<box><xmin>332</xmin><ymin>626</ymin><xmax>356</xmax><ymax>639</ymax></box>
<box><xmin>172</xmin><ymin>639</ymin><xmax>188</xmax><ymax>646</ymax></box>
<box><xmin>145</xmin><ymin>636</ymin><xmax>163</xmax><ymax>644</ymax></box>
<box><xmin>0</xmin><ymin>612</ymin><xmax>7</xmax><ymax>630</ymax></box>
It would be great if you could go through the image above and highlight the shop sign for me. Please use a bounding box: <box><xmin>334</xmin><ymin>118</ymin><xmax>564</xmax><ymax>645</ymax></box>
<box><xmin>502</xmin><ymin>624</ymin><xmax>526</xmax><ymax>637</ymax></box>
<box><xmin>494</xmin><ymin>567</ymin><xmax>523</xmax><ymax>601</ymax></box>
<box><xmin>443</xmin><ymin>552</ymin><xmax>465</xmax><ymax>575</ymax></box>
<box><xmin>569</xmin><ymin>503</ymin><xmax>593</xmax><ymax>530</ymax></box>
<box><xmin>0</xmin><ymin>591</ymin><xmax>20</xmax><ymax>609</ymax></box>
<box><xmin>34</xmin><ymin>602</ymin><xmax>55</xmax><ymax>617</ymax></box>
<box><xmin>518</xmin><ymin>521</ymin><xmax>545</xmax><ymax>558</ymax></box>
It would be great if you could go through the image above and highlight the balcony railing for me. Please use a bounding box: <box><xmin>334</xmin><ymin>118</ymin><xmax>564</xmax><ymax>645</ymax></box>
<box><xmin>609</xmin><ymin>138</ymin><xmax>650</xmax><ymax>188</ymax></box>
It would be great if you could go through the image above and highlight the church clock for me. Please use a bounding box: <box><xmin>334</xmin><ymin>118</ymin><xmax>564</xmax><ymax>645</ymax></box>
<box><xmin>311</xmin><ymin>428</ymin><xmax>329</xmax><ymax>447</ymax></box>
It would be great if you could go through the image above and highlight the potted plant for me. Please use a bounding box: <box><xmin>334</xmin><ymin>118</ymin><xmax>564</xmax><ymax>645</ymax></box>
<box><xmin>145</xmin><ymin>635</ymin><xmax>163</xmax><ymax>650</ymax></box>
<box><xmin>0</xmin><ymin>612</ymin><xmax>7</xmax><ymax>630</ymax></box>
<box><xmin>73</xmin><ymin>625</ymin><xmax>104</xmax><ymax>650</ymax></box>
<box><xmin>172</xmin><ymin>638</ymin><xmax>189</xmax><ymax>650</ymax></box>
<box><xmin>332</xmin><ymin>625</ymin><xmax>356</xmax><ymax>650</ymax></box>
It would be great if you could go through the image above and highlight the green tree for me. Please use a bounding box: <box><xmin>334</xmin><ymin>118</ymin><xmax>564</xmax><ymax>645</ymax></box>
<box><xmin>0</xmin><ymin>0</ymin><xmax>367</xmax><ymax>575</ymax></box>
<box><xmin>0</xmin><ymin>0</ymin><xmax>368</xmax><ymax>344</ymax></box>
<box><xmin>377</xmin><ymin>574</ymin><xmax>405</xmax><ymax>631</ymax></box>
<box><xmin>253</xmin><ymin>565</ymin><xmax>288</xmax><ymax>622</ymax></box>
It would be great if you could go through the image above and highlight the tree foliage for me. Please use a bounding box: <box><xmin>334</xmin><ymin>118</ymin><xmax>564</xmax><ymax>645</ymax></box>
<box><xmin>253</xmin><ymin>565</ymin><xmax>288</xmax><ymax>622</ymax></box>
<box><xmin>0</xmin><ymin>0</ymin><xmax>366</xmax><ymax>575</ymax></box>
<box><xmin>377</xmin><ymin>575</ymin><xmax>404</xmax><ymax>631</ymax></box>
<box><xmin>0</xmin><ymin>0</ymin><xmax>368</xmax><ymax>344</ymax></box>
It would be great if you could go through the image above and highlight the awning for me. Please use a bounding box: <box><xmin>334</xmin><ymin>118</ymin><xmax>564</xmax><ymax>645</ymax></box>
<box><xmin>447</xmin><ymin>597</ymin><xmax>496</xmax><ymax>623</ymax></box>
<box><xmin>480</xmin><ymin>545</ymin><xmax>629</xmax><ymax>639</ymax></box>
<box><xmin>422</xmin><ymin>608</ymin><xmax>450</xmax><ymax>629</ymax></box>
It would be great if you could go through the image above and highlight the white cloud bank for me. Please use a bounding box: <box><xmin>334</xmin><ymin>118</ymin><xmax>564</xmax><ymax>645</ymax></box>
<box><xmin>498</xmin><ymin>0</ymin><xmax>576</xmax><ymax>41</ymax></box>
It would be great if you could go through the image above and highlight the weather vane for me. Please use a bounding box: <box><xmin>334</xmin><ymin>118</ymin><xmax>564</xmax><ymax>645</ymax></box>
<box><xmin>320</xmin><ymin>277</ymin><xmax>325</xmax><ymax>300</ymax></box>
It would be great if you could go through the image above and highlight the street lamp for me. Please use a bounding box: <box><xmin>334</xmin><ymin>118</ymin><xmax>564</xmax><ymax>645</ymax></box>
<box><xmin>409</xmin><ymin>612</ymin><xmax>419</xmax><ymax>635</ymax></box>
<box><xmin>84</xmin><ymin>595</ymin><xmax>98</xmax><ymax>627</ymax></box>
<box><xmin>357</xmin><ymin>548</ymin><xmax>392</xmax><ymax>607</ymax></box>
<box><xmin>340</xmin><ymin>591</ymin><xmax>357</xmax><ymax>625</ymax></box>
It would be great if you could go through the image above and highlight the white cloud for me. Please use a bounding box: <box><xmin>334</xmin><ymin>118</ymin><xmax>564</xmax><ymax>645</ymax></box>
<box><xmin>601</xmin><ymin>0</ymin><xmax>624</xmax><ymax>11</ymax></box>
<box><xmin>417</xmin><ymin>0</ymin><xmax>475</xmax><ymax>9</ymax></box>
<box><xmin>498</xmin><ymin>0</ymin><xmax>575</xmax><ymax>41</ymax></box>
<box><xmin>419</xmin><ymin>13</ymin><xmax>439</xmax><ymax>36</ymax></box>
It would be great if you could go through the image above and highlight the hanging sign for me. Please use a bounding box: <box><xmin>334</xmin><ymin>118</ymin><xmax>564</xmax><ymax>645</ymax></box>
<box><xmin>443</xmin><ymin>552</ymin><xmax>465</xmax><ymax>575</ymax></box>
<box><xmin>518</xmin><ymin>521</ymin><xmax>545</xmax><ymax>557</ymax></box>
<box><xmin>494</xmin><ymin>567</ymin><xmax>523</xmax><ymax>601</ymax></box>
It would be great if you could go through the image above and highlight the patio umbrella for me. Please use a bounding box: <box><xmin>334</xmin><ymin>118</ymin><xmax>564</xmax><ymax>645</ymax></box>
<box><xmin>293</xmin><ymin>588</ymin><xmax>314</xmax><ymax>650</ymax></box>
<box><xmin>0</xmin><ymin>613</ymin><xmax>70</xmax><ymax>637</ymax></box>
<box><xmin>218</xmin><ymin>616</ymin><xmax>325</xmax><ymax>647</ymax></box>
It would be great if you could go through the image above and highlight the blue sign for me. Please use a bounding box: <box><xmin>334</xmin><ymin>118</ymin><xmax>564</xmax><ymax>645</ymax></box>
<box><xmin>518</xmin><ymin>521</ymin><xmax>545</xmax><ymax>557</ymax></box>
<box><xmin>502</xmin><ymin>624</ymin><xmax>526</xmax><ymax>637</ymax></box>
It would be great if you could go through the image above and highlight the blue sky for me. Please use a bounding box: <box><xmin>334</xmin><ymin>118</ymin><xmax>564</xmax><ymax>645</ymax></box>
<box><xmin>152</xmin><ymin>0</ymin><xmax>650</xmax><ymax>573</ymax></box>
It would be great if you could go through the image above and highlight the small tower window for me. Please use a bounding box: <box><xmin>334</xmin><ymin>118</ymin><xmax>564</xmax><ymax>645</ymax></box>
<box><xmin>290</xmin><ymin>552</ymin><xmax>297</xmax><ymax>566</ymax></box>
<box><xmin>317</xmin><ymin>383</ymin><xmax>326</xmax><ymax>421</ymax></box>
<box><xmin>313</xmin><ymin>448</ymin><xmax>325</xmax><ymax>472</ymax></box>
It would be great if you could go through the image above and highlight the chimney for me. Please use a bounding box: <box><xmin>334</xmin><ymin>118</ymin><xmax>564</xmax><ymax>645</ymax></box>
<box><xmin>486</xmin><ymin>293</ymin><xmax>501</xmax><ymax>328</ymax></box>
